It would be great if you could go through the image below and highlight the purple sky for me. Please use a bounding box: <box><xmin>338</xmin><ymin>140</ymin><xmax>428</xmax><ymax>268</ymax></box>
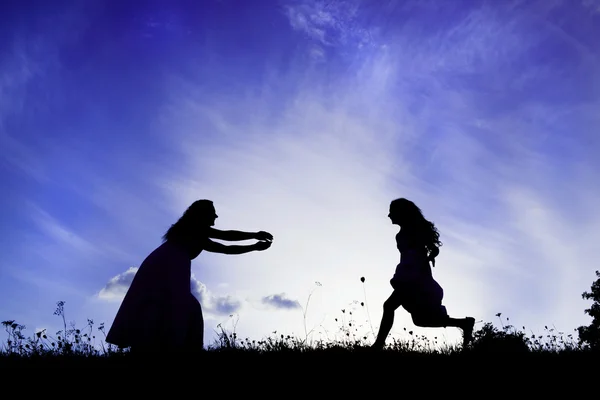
<box><xmin>1</xmin><ymin>0</ymin><xmax>599</xmax><ymax>348</ymax></box>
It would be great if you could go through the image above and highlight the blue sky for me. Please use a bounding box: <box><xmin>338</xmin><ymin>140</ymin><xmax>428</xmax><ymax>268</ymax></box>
<box><xmin>1</xmin><ymin>0</ymin><xmax>599</xmax><ymax>348</ymax></box>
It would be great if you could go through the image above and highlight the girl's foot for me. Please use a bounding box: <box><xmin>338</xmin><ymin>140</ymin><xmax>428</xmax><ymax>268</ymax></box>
<box><xmin>370</xmin><ymin>342</ymin><xmax>384</xmax><ymax>351</ymax></box>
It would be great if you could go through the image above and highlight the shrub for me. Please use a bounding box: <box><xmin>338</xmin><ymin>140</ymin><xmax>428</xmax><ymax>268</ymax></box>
<box><xmin>577</xmin><ymin>270</ymin><xmax>600</xmax><ymax>350</ymax></box>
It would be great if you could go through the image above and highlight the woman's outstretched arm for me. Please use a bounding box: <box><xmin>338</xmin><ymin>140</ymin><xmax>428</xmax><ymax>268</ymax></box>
<box><xmin>203</xmin><ymin>238</ymin><xmax>272</xmax><ymax>254</ymax></box>
<box><xmin>208</xmin><ymin>227</ymin><xmax>273</xmax><ymax>242</ymax></box>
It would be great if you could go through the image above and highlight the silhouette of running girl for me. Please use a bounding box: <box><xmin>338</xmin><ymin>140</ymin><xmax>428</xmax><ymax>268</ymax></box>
<box><xmin>372</xmin><ymin>198</ymin><xmax>474</xmax><ymax>350</ymax></box>
<box><xmin>106</xmin><ymin>199</ymin><xmax>273</xmax><ymax>355</ymax></box>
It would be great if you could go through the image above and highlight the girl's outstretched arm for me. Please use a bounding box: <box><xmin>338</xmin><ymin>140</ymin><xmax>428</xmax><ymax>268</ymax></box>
<box><xmin>208</xmin><ymin>227</ymin><xmax>273</xmax><ymax>242</ymax></box>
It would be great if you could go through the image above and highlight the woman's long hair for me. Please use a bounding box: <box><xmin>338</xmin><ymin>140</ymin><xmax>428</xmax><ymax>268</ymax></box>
<box><xmin>162</xmin><ymin>199</ymin><xmax>214</xmax><ymax>243</ymax></box>
<box><xmin>390</xmin><ymin>198</ymin><xmax>442</xmax><ymax>266</ymax></box>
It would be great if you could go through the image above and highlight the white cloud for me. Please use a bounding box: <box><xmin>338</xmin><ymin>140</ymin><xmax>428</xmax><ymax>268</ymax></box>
<box><xmin>98</xmin><ymin>268</ymin><xmax>244</xmax><ymax>317</ymax></box>
<box><xmin>190</xmin><ymin>274</ymin><xmax>243</xmax><ymax>316</ymax></box>
<box><xmin>261</xmin><ymin>293</ymin><xmax>302</xmax><ymax>310</ymax></box>
<box><xmin>97</xmin><ymin>267</ymin><xmax>139</xmax><ymax>301</ymax></box>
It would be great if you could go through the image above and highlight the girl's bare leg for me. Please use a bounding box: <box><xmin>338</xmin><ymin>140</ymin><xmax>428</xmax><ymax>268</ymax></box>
<box><xmin>412</xmin><ymin>313</ymin><xmax>475</xmax><ymax>346</ymax></box>
<box><xmin>372</xmin><ymin>291</ymin><xmax>403</xmax><ymax>350</ymax></box>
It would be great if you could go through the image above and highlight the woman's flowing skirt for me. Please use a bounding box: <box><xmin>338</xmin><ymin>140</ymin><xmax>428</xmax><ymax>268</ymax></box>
<box><xmin>106</xmin><ymin>242</ymin><xmax>203</xmax><ymax>351</ymax></box>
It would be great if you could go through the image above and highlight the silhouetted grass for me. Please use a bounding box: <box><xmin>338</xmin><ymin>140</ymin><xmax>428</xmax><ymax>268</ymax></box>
<box><xmin>2</xmin><ymin>277</ymin><xmax>596</xmax><ymax>369</ymax></box>
<box><xmin>2</xmin><ymin>304</ymin><xmax>593</xmax><ymax>368</ymax></box>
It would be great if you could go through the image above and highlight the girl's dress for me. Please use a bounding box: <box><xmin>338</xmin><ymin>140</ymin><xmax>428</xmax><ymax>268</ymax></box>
<box><xmin>390</xmin><ymin>231</ymin><xmax>447</xmax><ymax>317</ymax></box>
<box><xmin>106</xmin><ymin>240</ymin><xmax>204</xmax><ymax>351</ymax></box>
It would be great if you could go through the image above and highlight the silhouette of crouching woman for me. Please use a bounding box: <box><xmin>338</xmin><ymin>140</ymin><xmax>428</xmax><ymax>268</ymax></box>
<box><xmin>105</xmin><ymin>199</ymin><xmax>273</xmax><ymax>356</ymax></box>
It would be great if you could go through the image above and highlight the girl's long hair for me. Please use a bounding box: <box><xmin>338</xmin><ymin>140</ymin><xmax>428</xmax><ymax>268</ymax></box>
<box><xmin>162</xmin><ymin>199</ymin><xmax>214</xmax><ymax>243</ymax></box>
<box><xmin>391</xmin><ymin>198</ymin><xmax>442</xmax><ymax>266</ymax></box>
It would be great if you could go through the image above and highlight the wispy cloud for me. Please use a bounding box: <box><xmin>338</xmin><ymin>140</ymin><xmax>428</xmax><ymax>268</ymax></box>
<box><xmin>282</xmin><ymin>0</ymin><xmax>375</xmax><ymax>61</ymax></box>
<box><xmin>0</xmin><ymin>42</ymin><xmax>51</xmax><ymax>182</ymax></box>
<box><xmin>582</xmin><ymin>0</ymin><xmax>600</xmax><ymax>14</ymax></box>
<box><xmin>26</xmin><ymin>203</ymin><xmax>99</xmax><ymax>257</ymax></box>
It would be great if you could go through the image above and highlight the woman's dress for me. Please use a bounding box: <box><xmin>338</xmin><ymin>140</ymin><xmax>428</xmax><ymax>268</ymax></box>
<box><xmin>106</xmin><ymin>241</ymin><xmax>204</xmax><ymax>351</ymax></box>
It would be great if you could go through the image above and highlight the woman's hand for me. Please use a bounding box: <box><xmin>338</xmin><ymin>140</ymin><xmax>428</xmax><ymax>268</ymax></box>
<box><xmin>254</xmin><ymin>240</ymin><xmax>272</xmax><ymax>251</ymax></box>
<box><xmin>255</xmin><ymin>231</ymin><xmax>273</xmax><ymax>241</ymax></box>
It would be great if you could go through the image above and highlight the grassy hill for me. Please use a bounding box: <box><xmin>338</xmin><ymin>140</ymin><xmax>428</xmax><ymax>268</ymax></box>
<box><xmin>1</xmin><ymin>314</ymin><xmax>594</xmax><ymax>367</ymax></box>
